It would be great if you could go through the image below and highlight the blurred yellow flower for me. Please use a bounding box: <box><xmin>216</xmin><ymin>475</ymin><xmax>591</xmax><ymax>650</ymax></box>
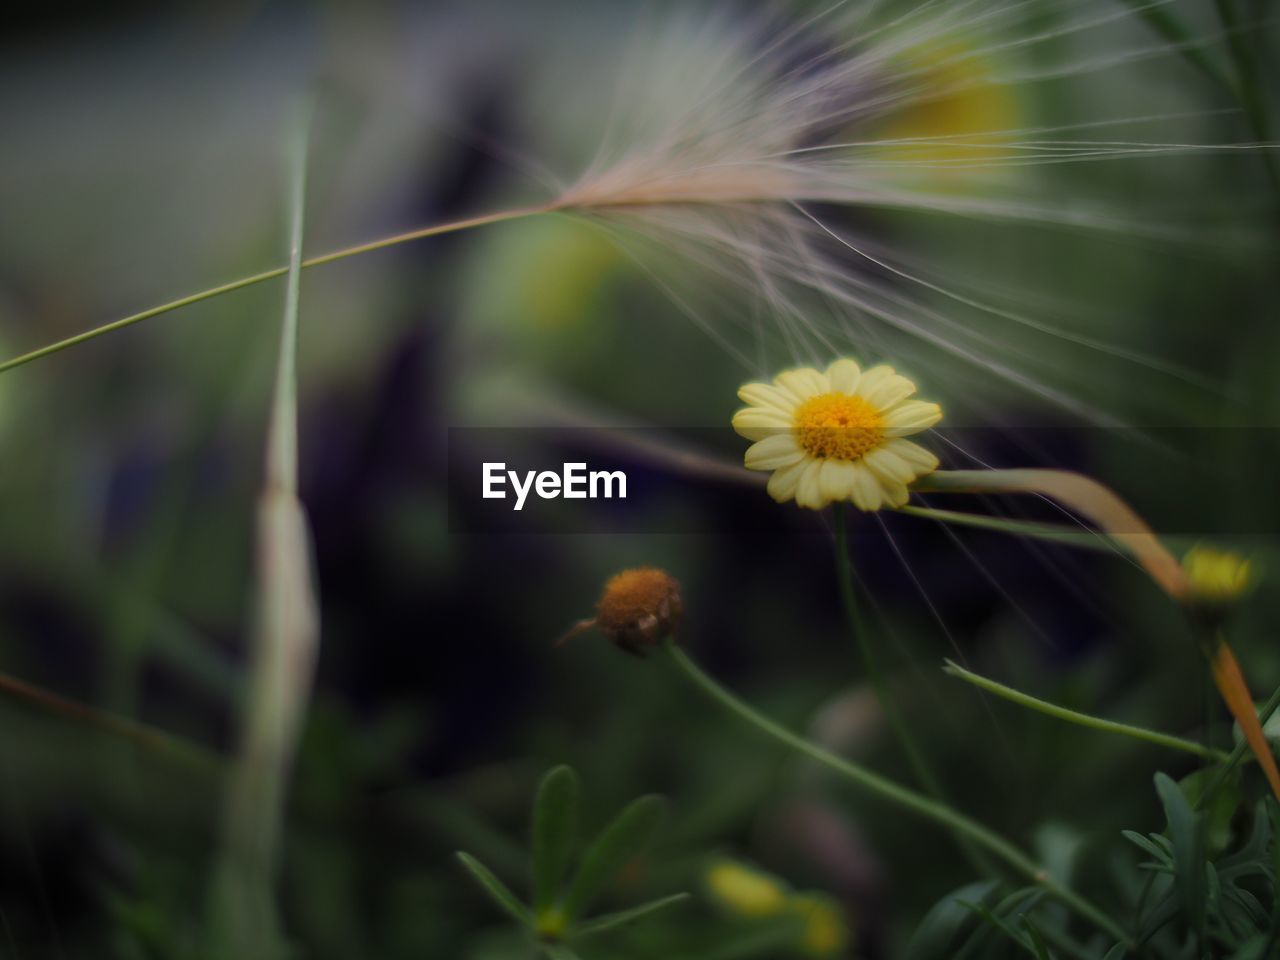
<box><xmin>1183</xmin><ymin>545</ymin><xmax>1254</xmax><ymax>606</ymax></box>
<box><xmin>705</xmin><ymin>860</ymin><xmax>788</xmax><ymax>917</ymax></box>
<box><xmin>732</xmin><ymin>358</ymin><xmax>941</xmax><ymax>511</ymax></box>
<box><xmin>791</xmin><ymin>894</ymin><xmax>848</xmax><ymax>958</ymax></box>
<box><xmin>875</xmin><ymin>41</ymin><xmax>1020</xmax><ymax>168</ymax></box>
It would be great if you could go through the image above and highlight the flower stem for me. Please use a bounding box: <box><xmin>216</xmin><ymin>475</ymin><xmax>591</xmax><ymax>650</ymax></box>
<box><xmin>662</xmin><ymin>641</ymin><xmax>1132</xmax><ymax>947</ymax></box>
<box><xmin>942</xmin><ymin>660</ymin><xmax>1230</xmax><ymax>762</ymax></box>
<box><xmin>1197</xmin><ymin>679</ymin><xmax>1280</xmax><ymax>810</ymax></box>
<box><xmin>0</xmin><ymin>205</ymin><xmax>545</xmax><ymax>376</ymax></box>
<box><xmin>832</xmin><ymin>504</ymin><xmax>992</xmax><ymax>875</ymax></box>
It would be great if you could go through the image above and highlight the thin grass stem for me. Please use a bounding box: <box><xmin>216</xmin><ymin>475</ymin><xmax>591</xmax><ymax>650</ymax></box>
<box><xmin>210</xmin><ymin>106</ymin><xmax>320</xmax><ymax>959</ymax></box>
<box><xmin>0</xmin><ymin>668</ymin><xmax>220</xmax><ymax>773</ymax></box>
<box><xmin>0</xmin><ymin>206</ymin><xmax>545</xmax><ymax>376</ymax></box>
<box><xmin>663</xmin><ymin>641</ymin><xmax>1132</xmax><ymax>947</ymax></box>
<box><xmin>942</xmin><ymin>660</ymin><xmax>1229</xmax><ymax>762</ymax></box>
<box><xmin>832</xmin><ymin>504</ymin><xmax>994</xmax><ymax>876</ymax></box>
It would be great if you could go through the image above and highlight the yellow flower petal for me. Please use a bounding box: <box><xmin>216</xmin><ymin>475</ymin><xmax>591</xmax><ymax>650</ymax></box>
<box><xmin>767</xmin><ymin>458</ymin><xmax>809</xmax><ymax>503</ymax></box>
<box><xmin>795</xmin><ymin>459</ymin><xmax>827</xmax><ymax>509</ymax></box>
<box><xmin>862</xmin><ymin>447</ymin><xmax>915</xmax><ymax>484</ymax></box>
<box><xmin>883</xmin><ymin>400</ymin><xmax>942</xmax><ymax>436</ymax></box>
<box><xmin>848</xmin><ymin>462</ymin><xmax>883</xmax><ymax>511</ymax></box>
<box><xmin>860</xmin><ymin>372</ymin><xmax>916</xmax><ymax>410</ymax></box>
<box><xmin>732</xmin><ymin>406</ymin><xmax>792</xmax><ymax>441</ymax></box>
<box><xmin>745</xmin><ymin>434</ymin><xmax>805</xmax><ymax>471</ymax></box>
<box><xmin>853</xmin><ymin>364</ymin><xmax>896</xmax><ymax>400</ymax></box>
<box><xmin>825</xmin><ymin>358</ymin><xmax>862</xmax><ymax>393</ymax></box>
<box><xmin>883</xmin><ymin>437</ymin><xmax>940</xmax><ymax>472</ymax></box>
<box><xmin>819</xmin><ymin>459</ymin><xmax>859</xmax><ymax>502</ymax></box>
<box><xmin>738</xmin><ymin>382</ymin><xmax>797</xmax><ymax>413</ymax></box>
<box><xmin>774</xmin><ymin>367</ymin><xmax>829</xmax><ymax>403</ymax></box>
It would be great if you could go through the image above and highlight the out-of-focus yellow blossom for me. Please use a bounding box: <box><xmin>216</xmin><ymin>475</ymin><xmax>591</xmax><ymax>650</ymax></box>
<box><xmin>791</xmin><ymin>894</ymin><xmax>849</xmax><ymax>958</ymax></box>
<box><xmin>875</xmin><ymin>41</ymin><xmax>1020</xmax><ymax>168</ymax></box>
<box><xmin>1183</xmin><ymin>545</ymin><xmax>1254</xmax><ymax>606</ymax></box>
<box><xmin>705</xmin><ymin>859</ymin><xmax>789</xmax><ymax>917</ymax></box>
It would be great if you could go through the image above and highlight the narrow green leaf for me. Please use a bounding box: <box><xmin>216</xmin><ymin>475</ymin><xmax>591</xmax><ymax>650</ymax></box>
<box><xmin>904</xmin><ymin>881</ymin><xmax>998</xmax><ymax>960</ymax></box>
<box><xmin>1120</xmin><ymin>831</ymin><xmax>1172</xmax><ymax>868</ymax></box>
<box><xmin>532</xmin><ymin>765</ymin><xmax>580</xmax><ymax>914</ymax></box>
<box><xmin>1020</xmin><ymin>917</ymin><xmax>1053</xmax><ymax>960</ymax></box>
<box><xmin>539</xmin><ymin>944</ymin><xmax>582</xmax><ymax>960</ymax></box>
<box><xmin>456</xmin><ymin>851</ymin><xmax>531</xmax><ymax>926</ymax></box>
<box><xmin>573</xmin><ymin>892</ymin><xmax>690</xmax><ymax>938</ymax></box>
<box><xmin>1101</xmin><ymin>944</ymin><xmax>1127</xmax><ymax>960</ymax></box>
<box><xmin>562</xmin><ymin>794</ymin><xmax>666</xmax><ymax>920</ymax></box>
<box><xmin>1154</xmin><ymin>772</ymin><xmax>1206</xmax><ymax>941</ymax></box>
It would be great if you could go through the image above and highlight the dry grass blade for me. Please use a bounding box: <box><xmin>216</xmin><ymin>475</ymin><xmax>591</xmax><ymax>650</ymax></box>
<box><xmin>209</xmin><ymin>108</ymin><xmax>320</xmax><ymax>958</ymax></box>
<box><xmin>914</xmin><ymin>468</ymin><xmax>1189</xmax><ymax>599</ymax></box>
<box><xmin>916</xmin><ymin>467</ymin><xmax>1280</xmax><ymax>803</ymax></box>
<box><xmin>1211</xmin><ymin>640</ymin><xmax>1280</xmax><ymax>803</ymax></box>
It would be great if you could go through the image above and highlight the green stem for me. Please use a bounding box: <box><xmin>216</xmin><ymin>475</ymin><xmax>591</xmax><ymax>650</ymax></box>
<box><xmin>663</xmin><ymin>642</ymin><xmax>1132</xmax><ymax>947</ymax></box>
<box><xmin>1197</xmin><ymin>681</ymin><xmax>1280</xmax><ymax>811</ymax></box>
<box><xmin>832</xmin><ymin>504</ymin><xmax>995</xmax><ymax>877</ymax></box>
<box><xmin>0</xmin><ymin>668</ymin><xmax>219</xmax><ymax>773</ymax></box>
<box><xmin>0</xmin><ymin>205</ymin><xmax>544</xmax><ymax>376</ymax></box>
<box><xmin>833</xmin><ymin>504</ymin><xmax>933</xmax><ymax>783</ymax></box>
<box><xmin>943</xmin><ymin>660</ymin><xmax>1229</xmax><ymax>762</ymax></box>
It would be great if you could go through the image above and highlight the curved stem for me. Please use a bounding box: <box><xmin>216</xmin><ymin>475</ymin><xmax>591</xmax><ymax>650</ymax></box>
<box><xmin>1198</xmin><ymin>679</ymin><xmax>1280</xmax><ymax>810</ymax></box>
<box><xmin>943</xmin><ymin>660</ymin><xmax>1229</xmax><ymax>761</ymax></box>
<box><xmin>0</xmin><ymin>668</ymin><xmax>219</xmax><ymax>773</ymax></box>
<box><xmin>663</xmin><ymin>641</ymin><xmax>1132</xmax><ymax>947</ymax></box>
<box><xmin>0</xmin><ymin>205</ymin><xmax>545</xmax><ymax>376</ymax></box>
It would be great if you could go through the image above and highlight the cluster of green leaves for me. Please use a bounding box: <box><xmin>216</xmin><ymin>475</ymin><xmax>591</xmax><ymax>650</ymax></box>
<box><xmin>456</xmin><ymin>766</ymin><xmax>687</xmax><ymax>960</ymax></box>
<box><xmin>908</xmin><ymin>772</ymin><xmax>1280</xmax><ymax>960</ymax></box>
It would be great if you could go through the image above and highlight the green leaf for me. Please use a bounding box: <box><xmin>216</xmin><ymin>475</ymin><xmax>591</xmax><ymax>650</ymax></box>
<box><xmin>574</xmin><ymin>892</ymin><xmax>690</xmax><ymax>938</ymax></box>
<box><xmin>1101</xmin><ymin>944</ymin><xmax>1128</xmax><ymax>960</ymax></box>
<box><xmin>1154</xmin><ymin>772</ymin><xmax>1207</xmax><ymax>941</ymax></box>
<box><xmin>562</xmin><ymin>794</ymin><xmax>666</xmax><ymax>920</ymax></box>
<box><xmin>1020</xmin><ymin>917</ymin><xmax>1053</xmax><ymax>960</ymax></box>
<box><xmin>903</xmin><ymin>881</ymin><xmax>998</xmax><ymax>960</ymax></box>
<box><xmin>1179</xmin><ymin>767</ymin><xmax>1240</xmax><ymax>856</ymax></box>
<box><xmin>1121</xmin><ymin>831</ymin><xmax>1172</xmax><ymax>868</ymax></box>
<box><xmin>532</xmin><ymin>765</ymin><xmax>580</xmax><ymax>914</ymax></box>
<box><xmin>456</xmin><ymin>851</ymin><xmax>531</xmax><ymax>926</ymax></box>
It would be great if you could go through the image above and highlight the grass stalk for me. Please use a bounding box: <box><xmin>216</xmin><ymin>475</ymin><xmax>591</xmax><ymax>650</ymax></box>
<box><xmin>832</xmin><ymin>504</ymin><xmax>994</xmax><ymax>876</ymax></box>
<box><xmin>0</xmin><ymin>668</ymin><xmax>219</xmax><ymax>773</ymax></box>
<box><xmin>663</xmin><ymin>641</ymin><xmax>1132</xmax><ymax>947</ymax></box>
<box><xmin>0</xmin><ymin>205</ymin><xmax>544</xmax><ymax>377</ymax></box>
<box><xmin>209</xmin><ymin>108</ymin><xmax>320</xmax><ymax>959</ymax></box>
<box><xmin>942</xmin><ymin>660</ymin><xmax>1229</xmax><ymax>762</ymax></box>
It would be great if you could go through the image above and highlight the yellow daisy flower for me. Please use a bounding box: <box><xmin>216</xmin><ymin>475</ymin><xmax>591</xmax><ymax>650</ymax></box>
<box><xmin>732</xmin><ymin>358</ymin><xmax>942</xmax><ymax>511</ymax></box>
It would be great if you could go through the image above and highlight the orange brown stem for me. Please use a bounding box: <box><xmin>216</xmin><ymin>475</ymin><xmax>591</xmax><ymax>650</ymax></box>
<box><xmin>1211</xmin><ymin>640</ymin><xmax>1280</xmax><ymax>803</ymax></box>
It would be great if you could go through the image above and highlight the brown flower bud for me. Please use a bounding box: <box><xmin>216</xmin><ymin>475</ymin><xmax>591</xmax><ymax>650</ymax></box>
<box><xmin>559</xmin><ymin>567</ymin><xmax>683</xmax><ymax>657</ymax></box>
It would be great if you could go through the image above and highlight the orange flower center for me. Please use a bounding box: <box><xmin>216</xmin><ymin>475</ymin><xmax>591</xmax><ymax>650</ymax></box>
<box><xmin>794</xmin><ymin>392</ymin><xmax>884</xmax><ymax>461</ymax></box>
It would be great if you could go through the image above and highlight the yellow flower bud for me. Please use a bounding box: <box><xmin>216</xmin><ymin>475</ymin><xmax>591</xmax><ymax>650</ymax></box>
<box><xmin>1182</xmin><ymin>545</ymin><xmax>1254</xmax><ymax>607</ymax></box>
<box><xmin>705</xmin><ymin>860</ymin><xmax>788</xmax><ymax>917</ymax></box>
